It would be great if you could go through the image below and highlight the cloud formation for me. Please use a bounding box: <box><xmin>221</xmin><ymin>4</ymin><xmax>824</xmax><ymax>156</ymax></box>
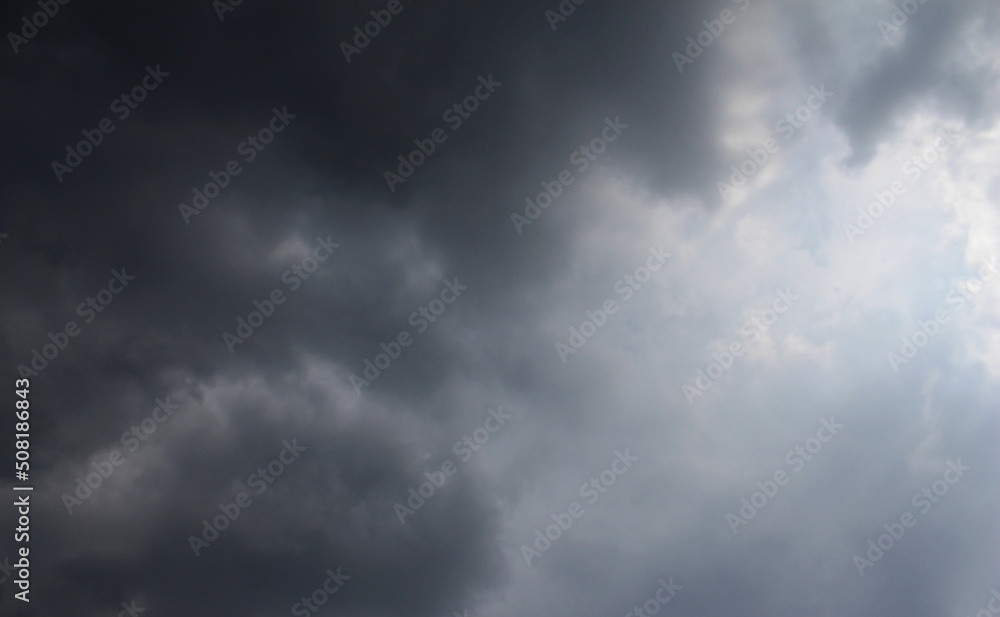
<box><xmin>1</xmin><ymin>0</ymin><xmax>998</xmax><ymax>615</ymax></box>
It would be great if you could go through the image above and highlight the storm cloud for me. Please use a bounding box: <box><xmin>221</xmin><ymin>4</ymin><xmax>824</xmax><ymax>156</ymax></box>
<box><xmin>1</xmin><ymin>0</ymin><xmax>998</xmax><ymax>616</ymax></box>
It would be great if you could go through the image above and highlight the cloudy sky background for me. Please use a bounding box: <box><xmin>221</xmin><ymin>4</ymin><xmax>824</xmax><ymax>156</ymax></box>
<box><xmin>1</xmin><ymin>0</ymin><xmax>999</xmax><ymax>615</ymax></box>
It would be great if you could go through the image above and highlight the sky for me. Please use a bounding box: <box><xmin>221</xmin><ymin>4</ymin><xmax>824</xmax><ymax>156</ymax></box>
<box><xmin>1</xmin><ymin>0</ymin><xmax>999</xmax><ymax>616</ymax></box>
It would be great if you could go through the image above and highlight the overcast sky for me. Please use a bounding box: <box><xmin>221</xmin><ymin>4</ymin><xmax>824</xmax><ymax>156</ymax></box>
<box><xmin>1</xmin><ymin>0</ymin><xmax>999</xmax><ymax>616</ymax></box>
